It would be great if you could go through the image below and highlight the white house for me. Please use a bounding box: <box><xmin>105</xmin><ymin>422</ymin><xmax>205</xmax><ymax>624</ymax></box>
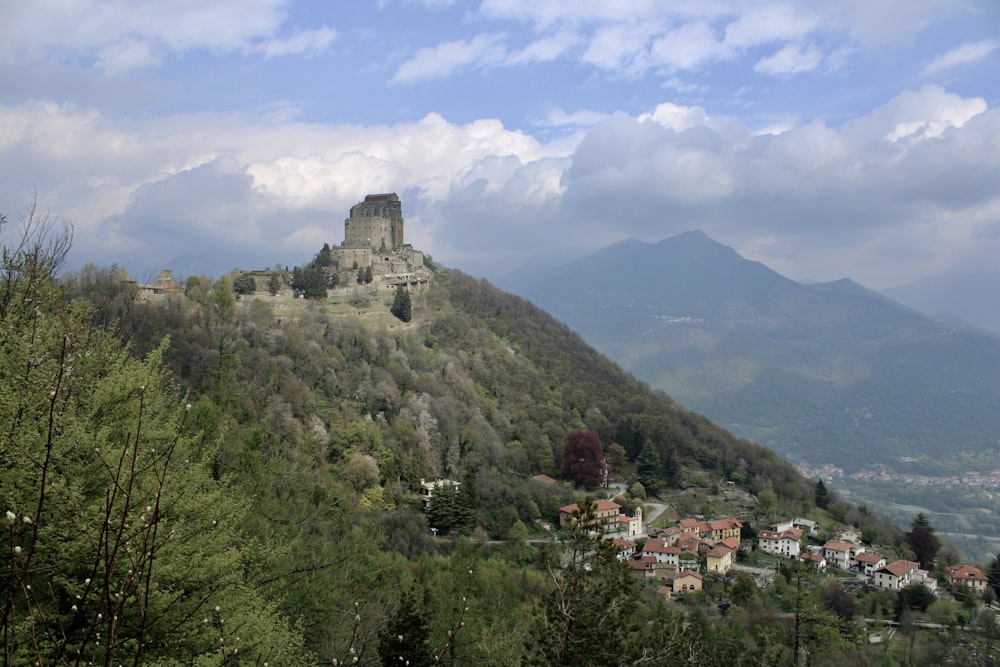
<box><xmin>757</xmin><ymin>527</ymin><xmax>803</xmax><ymax>558</ymax></box>
<box><xmin>872</xmin><ymin>560</ymin><xmax>919</xmax><ymax>591</ymax></box>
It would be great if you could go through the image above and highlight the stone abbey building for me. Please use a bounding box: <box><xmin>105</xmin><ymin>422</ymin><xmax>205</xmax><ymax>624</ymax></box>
<box><xmin>344</xmin><ymin>193</ymin><xmax>404</xmax><ymax>251</ymax></box>
<box><xmin>329</xmin><ymin>192</ymin><xmax>429</xmax><ymax>289</ymax></box>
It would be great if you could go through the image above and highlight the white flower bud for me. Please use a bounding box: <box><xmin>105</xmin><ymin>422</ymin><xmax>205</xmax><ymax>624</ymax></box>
<box><xmin>5</xmin><ymin>510</ymin><xmax>15</xmax><ymax>524</ymax></box>
<box><xmin>13</xmin><ymin>546</ymin><xmax>21</xmax><ymax>555</ymax></box>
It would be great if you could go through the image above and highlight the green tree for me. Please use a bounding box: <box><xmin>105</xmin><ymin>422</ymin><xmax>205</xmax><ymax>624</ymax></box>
<box><xmin>897</xmin><ymin>583</ymin><xmax>937</xmax><ymax>617</ymax></box>
<box><xmin>314</xmin><ymin>242</ymin><xmax>334</xmax><ymax>267</ymax></box>
<box><xmin>364</xmin><ymin>265</ymin><xmax>373</xmax><ymax>284</ymax></box>
<box><xmin>0</xmin><ymin>210</ymin><xmax>307</xmax><ymax>664</ymax></box>
<box><xmin>814</xmin><ymin>478</ymin><xmax>830</xmax><ymax>509</ymax></box>
<box><xmin>391</xmin><ymin>288</ymin><xmax>412</xmax><ymax>322</ymax></box>
<box><xmin>636</xmin><ymin>441</ymin><xmax>661</xmax><ymax>493</ymax></box>
<box><xmin>233</xmin><ymin>271</ymin><xmax>256</xmax><ymax>294</ymax></box>
<box><xmin>906</xmin><ymin>513</ymin><xmax>940</xmax><ymax>569</ymax></box>
<box><xmin>292</xmin><ymin>266</ymin><xmax>327</xmax><ymax>299</ymax></box>
<box><xmin>987</xmin><ymin>553</ymin><xmax>1000</xmax><ymax>598</ymax></box>
<box><xmin>379</xmin><ymin>587</ymin><xmax>433</xmax><ymax>667</ymax></box>
<box><xmin>526</xmin><ymin>501</ymin><xmax>636</xmax><ymax>665</ymax></box>
<box><xmin>268</xmin><ymin>270</ymin><xmax>281</xmax><ymax>295</ymax></box>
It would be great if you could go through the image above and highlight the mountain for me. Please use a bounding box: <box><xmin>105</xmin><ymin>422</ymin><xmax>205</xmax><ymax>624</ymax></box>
<box><xmin>882</xmin><ymin>266</ymin><xmax>1000</xmax><ymax>334</ymax></box>
<box><xmin>499</xmin><ymin>231</ymin><xmax>1000</xmax><ymax>476</ymax></box>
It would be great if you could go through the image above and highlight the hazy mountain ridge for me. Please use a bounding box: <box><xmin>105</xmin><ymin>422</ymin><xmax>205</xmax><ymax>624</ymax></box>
<box><xmin>499</xmin><ymin>232</ymin><xmax>1000</xmax><ymax>475</ymax></box>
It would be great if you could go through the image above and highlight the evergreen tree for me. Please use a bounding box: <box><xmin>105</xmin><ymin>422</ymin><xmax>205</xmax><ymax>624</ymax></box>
<box><xmin>390</xmin><ymin>288</ymin><xmax>412</xmax><ymax>322</ymax></box>
<box><xmin>906</xmin><ymin>513</ymin><xmax>940</xmax><ymax>569</ymax></box>
<box><xmin>988</xmin><ymin>554</ymin><xmax>1000</xmax><ymax>598</ymax></box>
<box><xmin>268</xmin><ymin>270</ymin><xmax>281</xmax><ymax>295</ymax></box>
<box><xmin>233</xmin><ymin>272</ymin><xmax>256</xmax><ymax>294</ymax></box>
<box><xmin>379</xmin><ymin>587</ymin><xmax>433</xmax><ymax>667</ymax></box>
<box><xmin>814</xmin><ymin>478</ymin><xmax>830</xmax><ymax>509</ymax></box>
<box><xmin>636</xmin><ymin>441</ymin><xmax>662</xmax><ymax>493</ymax></box>
<box><xmin>364</xmin><ymin>265</ymin><xmax>373</xmax><ymax>283</ymax></box>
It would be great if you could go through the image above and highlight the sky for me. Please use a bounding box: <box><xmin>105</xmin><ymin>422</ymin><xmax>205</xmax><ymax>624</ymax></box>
<box><xmin>1</xmin><ymin>0</ymin><xmax>998</xmax><ymax>290</ymax></box>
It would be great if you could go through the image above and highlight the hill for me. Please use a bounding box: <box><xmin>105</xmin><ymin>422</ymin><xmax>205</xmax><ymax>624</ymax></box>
<box><xmin>500</xmin><ymin>231</ymin><xmax>1000</xmax><ymax>476</ymax></box>
<box><xmin>6</xmin><ymin>219</ymin><xmax>992</xmax><ymax>665</ymax></box>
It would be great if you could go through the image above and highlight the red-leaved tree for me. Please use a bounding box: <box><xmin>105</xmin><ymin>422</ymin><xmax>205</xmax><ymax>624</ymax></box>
<box><xmin>561</xmin><ymin>429</ymin><xmax>606</xmax><ymax>489</ymax></box>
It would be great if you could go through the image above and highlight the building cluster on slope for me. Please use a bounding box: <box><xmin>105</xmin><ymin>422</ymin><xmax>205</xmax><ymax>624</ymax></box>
<box><xmin>547</xmin><ymin>493</ymin><xmax>990</xmax><ymax>602</ymax></box>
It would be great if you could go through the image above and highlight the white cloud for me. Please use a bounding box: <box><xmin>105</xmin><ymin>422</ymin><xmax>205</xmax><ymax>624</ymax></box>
<box><xmin>391</xmin><ymin>33</ymin><xmax>507</xmax><ymax>83</ymax></box>
<box><xmin>754</xmin><ymin>43</ymin><xmax>822</xmax><ymax>75</ymax></box>
<box><xmin>1</xmin><ymin>81</ymin><xmax>997</xmax><ymax>289</ymax></box>
<box><xmin>0</xmin><ymin>0</ymin><xmax>329</xmax><ymax>72</ymax></box>
<box><xmin>249</xmin><ymin>26</ymin><xmax>337</xmax><ymax>59</ymax></box>
<box><xmin>923</xmin><ymin>39</ymin><xmax>999</xmax><ymax>74</ymax></box>
<box><xmin>723</xmin><ymin>4</ymin><xmax>819</xmax><ymax>48</ymax></box>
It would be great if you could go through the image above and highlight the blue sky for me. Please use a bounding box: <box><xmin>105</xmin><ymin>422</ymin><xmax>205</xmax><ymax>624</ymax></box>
<box><xmin>1</xmin><ymin>0</ymin><xmax>998</xmax><ymax>290</ymax></box>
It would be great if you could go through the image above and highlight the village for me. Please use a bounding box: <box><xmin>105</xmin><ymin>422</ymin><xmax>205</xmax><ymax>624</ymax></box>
<box><xmin>420</xmin><ymin>475</ymin><xmax>989</xmax><ymax>608</ymax></box>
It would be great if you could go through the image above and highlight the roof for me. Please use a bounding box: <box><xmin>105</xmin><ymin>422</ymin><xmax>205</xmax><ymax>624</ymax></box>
<box><xmin>758</xmin><ymin>528</ymin><xmax>802</xmax><ymax>541</ymax></box>
<box><xmin>709</xmin><ymin>518</ymin><xmax>743</xmax><ymax>531</ymax></box>
<box><xmin>613</xmin><ymin>538</ymin><xmax>637</xmax><ymax>549</ymax></box>
<box><xmin>855</xmin><ymin>552</ymin><xmax>884</xmax><ymax>564</ymax></box>
<box><xmin>707</xmin><ymin>545</ymin><xmax>733</xmax><ymax>558</ymax></box>
<box><xmin>801</xmin><ymin>553</ymin><xmax>826</xmax><ymax>563</ymax></box>
<box><xmin>643</xmin><ymin>539</ymin><xmax>679</xmax><ymax>555</ymax></box>
<box><xmin>676</xmin><ymin>570</ymin><xmax>703</xmax><ymax>580</ymax></box>
<box><xmin>947</xmin><ymin>564</ymin><xmax>987</xmax><ymax>581</ymax></box>
<box><xmin>877</xmin><ymin>560</ymin><xmax>918</xmax><ymax>578</ymax></box>
<box><xmin>558</xmin><ymin>499</ymin><xmax>622</xmax><ymax>514</ymax></box>
<box><xmin>823</xmin><ymin>540</ymin><xmax>855</xmax><ymax>552</ymax></box>
<box><xmin>678</xmin><ymin>518</ymin><xmax>701</xmax><ymax>529</ymax></box>
<box><xmin>530</xmin><ymin>474</ymin><xmax>557</xmax><ymax>484</ymax></box>
<box><xmin>720</xmin><ymin>536</ymin><xmax>741</xmax><ymax>550</ymax></box>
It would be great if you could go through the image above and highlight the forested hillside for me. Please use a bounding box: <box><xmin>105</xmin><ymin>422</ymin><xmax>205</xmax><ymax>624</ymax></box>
<box><xmin>4</xmin><ymin>214</ymin><xmax>997</xmax><ymax>665</ymax></box>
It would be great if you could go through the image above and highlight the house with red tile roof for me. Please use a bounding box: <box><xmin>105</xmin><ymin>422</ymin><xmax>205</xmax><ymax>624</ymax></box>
<box><xmin>642</xmin><ymin>538</ymin><xmax>681</xmax><ymax>570</ymax></box>
<box><xmin>672</xmin><ymin>570</ymin><xmax>703</xmax><ymax>595</ymax></box>
<box><xmin>855</xmin><ymin>552</ymin><xmax>886</xmax><ymax>577</ymax></box>
<box><xmin>758</xmin><ymin>527</ymin><xmax>803</xmax><ymax>558</ymax></box>
<box><xmin>823</xmin><ymin>540</ymin><xmax>864</xmax><ymax>570</ymax></box>
<box><xmin>872</xmin><ymin>560</ymin><xmax>919</xmax><ymax>591</ymax></box>
<box><xmin>706</xmin><ymin>545</ymin><xmax>735</xmax><ymax>575</ymax></box>
<box><xmin>946</xmin><ymin>564</ymin><xmax>988</xmax><ymax>593</ymax></box>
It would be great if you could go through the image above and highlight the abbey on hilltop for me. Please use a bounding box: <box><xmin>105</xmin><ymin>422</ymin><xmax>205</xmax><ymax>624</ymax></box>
<box><xmin>327</xmin><ymin>192</ymin><xmax>430</xmax><ymax>289</ymax></box>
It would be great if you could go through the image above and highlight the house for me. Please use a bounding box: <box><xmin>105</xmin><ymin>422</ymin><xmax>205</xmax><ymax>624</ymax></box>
<box><xmin>678</xmin><ymin>518</ymin><xmax>701</xmax><ymax>535</ymax></box>
<box><xmin>855</xmin><ymin>552</ymin><xmax>886</xmax><ymax>577</ymax></box>
<box><xmin>912</xmin><ymin>569</ymin><xmax>937</xmax><ymax>593</ymax></box>
<box><xmin>758</xmin><ymin>527</ymin><xmax>803</xmax><ymax>558</ymax></box>
<box><xmin>822</xmin><ymin>540</ymin><xmax>858</xmax><ymax>570</ymax></box>
<box><xmin>792</xmin><ymin>518</ymin><xmax>818</xmax><ymax>536</ymax></box>
<box><xmin>833</xmin><ymin>527</ymin><xmax>863</xmax><ymax>544</ymax></box>
<box><xmin>657</xmin><ymin>585</ymin><xmax>673</xmax><ymax>601</ymax></box>
<box><xmin>419</xmin><ymin>478</ymin><xmax>461</xmax><ymax>510</ymax></box>
<box><xmin>708</xmin><ymin>518</ymin><xmax>743</xmax><ymax>542</ymax></box>
<box><xmin>677</xmin><ymin>535</ymin><xmax>701</xmax><ymax>554</ymax></box>
<box><xmin>642</xmin><ymin>538</ymin><xmax>681</xmax><ymax>570</ymax></box>
<box><xmin>558</xmin><ymin>499</ymin><xmax>623</xmax><ymax>531</ymax></box>
<box><xmin>628</xmin><ymin>556</ymin><xmax>658</xmax><ymax>580</ymax></box>
<box><xmin>706</xmin><ymin>545</ymin><xmax>735</xmax><ymax>575</ymax></box>
<box><xmin>800</xmin><ymin>553</ymin><xmax>827</xmax><ymax>571</ymax></box>
<box><xmin>558</xmin><ymin>500</ymin><xmax>644</xmax><ymax>538</ymax></box>
<box><xmin>872</xmin><ymin>560</ymin><xmax>919</xmax><ymax>591</ymax></box>
<box><xmin>946</xmin><ymin>565</ymin><xmax>988</xmax><ymax>593</ymax></box>
<box><xmin>673</xmin><ymin>570</ymin><xmax>703</xmax><ymax>595</ymax></box>
<box><xmin>613</xmin><ymin>538</ymin><xmax>637</xmax><ymax>561</ymax></box>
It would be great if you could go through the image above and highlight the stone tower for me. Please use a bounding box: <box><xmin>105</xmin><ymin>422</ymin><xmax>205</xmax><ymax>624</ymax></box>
<box><xmin>344</xmin><ymin>193</ymin><xmax>404</xmax><ymax>251</ymax></box>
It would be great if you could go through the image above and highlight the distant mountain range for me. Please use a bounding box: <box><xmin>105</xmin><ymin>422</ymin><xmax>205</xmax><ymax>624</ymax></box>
<box><xmin>882</xmin><ymin>268</ymin><xmax>1000</xmax><ymax>334</ymax></box>
<box><xmin>499</xmin><ymin>231</ymin><xmax>1000</xmax><ymax>476</ymax></box>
